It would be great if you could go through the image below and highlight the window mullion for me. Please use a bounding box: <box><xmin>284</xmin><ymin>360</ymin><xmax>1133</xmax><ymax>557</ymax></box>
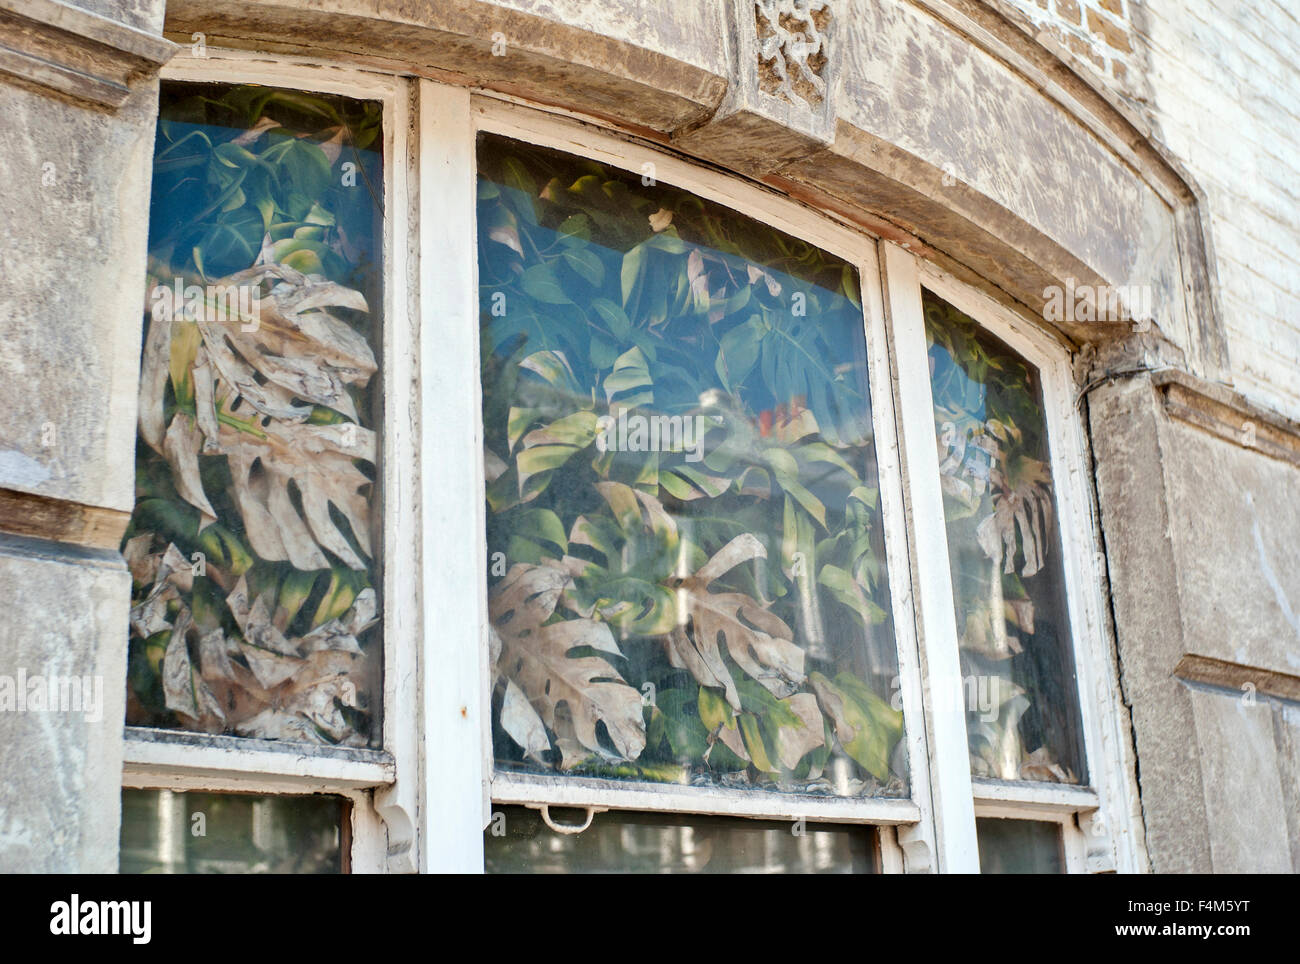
<box><xmin>416</xmin><ymin>78</ymin><xmax>492</xmax><ymax>873</ymax></box>
<box><xmin>858</xmin><ymin>240</ymin><xmax>942</xmax><ymax>873</ymax></box>
<box><xmin>880</xmin><ymin>242</ymin><xmax>979</xmax><ymax>873</ymax></box>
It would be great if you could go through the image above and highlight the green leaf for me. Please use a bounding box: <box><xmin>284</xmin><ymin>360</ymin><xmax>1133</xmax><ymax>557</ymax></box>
<box><xmin>763</xmin><ymin>449</ymin><xmax>827</xmax><ymax>528</ymax></box>
<box><xmin>521</xmin><ymin>263</ymin><xmax>571</xmax><ymax>304</ymax></box>
<box><xmin>739</xmin><ymin>712</ymin><xmax>777</xmax><ymax>773</ymax></box>
<box><xmin>561</xmin><ymin>247</ymin><xmax>605</xmax><ymax>287</ymax></box>
<box><xmin>556</xmin><ymin>213</ymin><xmax>591</xmax><ymax>244</ymax></box>
<box><xmin>849</xmin><ymin>485</ymin><xmax>878</xmax><ymax>509</ymax></box>
<box><xmin>591</xmin><ymin>297</ymin><xmax>632</xmax><ymax>340</ymax></box>
<box><xmin>841</xmin><ymin>263</ymin><xmax>862</xmax><ymax>309</ymax></box>
<box><xmin>817</xmin><ymin>564</ymin><xmax>887</xmax><ymax>627</ymax></box>
<box><xmin>311</xmin><ymin>568</ymin><xmax>358</xmax><ymax>629</ymax></box>
<box><xmin>620</xmin><ymin>243</ymin><xmax>646</xmax><ymax>306</ymax></box>
<box><xmin>523</xmin><ymin>410</ymin><xmax>599</xmax><ymax>448</ymax></box>
<box><xmin>502</xmin><ymin>156</ymin><xmax>536</xmax><ymax>198</ymax></box>
<box><xmin>716</xmin><ymin>315</ymin><xmax>765</xmax><ymax>392</ymax></box>
<box><xmin>510</xmin><ymin>508</ymin><xmax>568</xmax><ymax>555</ymax></box>
<box><xmin>603</xmin><ymin>347</ymin><xmax>653</xmax><ymax>407</ymax></box>
<box><xmin>810</xmin><ymin>671</ymin><xmax>902</xmax><ymax>780</ymax></box>
<box><xmin>655</xmin><ymin>688</ymin><xmax>710</xmax><ymax>760</ymax></box>
<box><xmin>516</xmin><ymin>443</ymin><xmax>583</xmax><ymax>478</ymax></box>
<box><xmin>797</xmin><ymin>441</ymin><xmax>860</xmax><ymax>481</ymax></box>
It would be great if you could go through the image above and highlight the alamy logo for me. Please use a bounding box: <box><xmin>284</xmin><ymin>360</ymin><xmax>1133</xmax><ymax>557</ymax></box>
<box><xmin>595</xmin><ymin>411</ymin><xmax>713</xmax><ymax>463</ymax></box>
<box><xmin>50</xmin><ymin>895</ymin><xmax>151</xmax><ymax>944</ymax></box>
<box><xmin>151</xmin><ymin>277</ymin><xmax>261</xmax><ymax>332</ymax></box>
<box><xmin>1043</xmin><ymin>279</ymin><xmax>1153</xmax><ymax>328</ymax></box>
<box><xmin>890</xmin><ymin>673</ymin><xmax>1003</xmax><ymax>722</ymax></box>
<box><xmin>0</xmin><ymin>669</ymin><xmax>102</xmax><ymax>722</ymax></box>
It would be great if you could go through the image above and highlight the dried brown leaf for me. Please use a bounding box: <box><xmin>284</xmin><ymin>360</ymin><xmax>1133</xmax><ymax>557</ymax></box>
<box><xmin>491</xmin><ymin>563</ymin><xmax>645</xmax><ymax>764</ymax></box>
<box><xmin>665</xmin><ymin>533</ymin><xmax>805</xmax><ymax>710</ymax></box>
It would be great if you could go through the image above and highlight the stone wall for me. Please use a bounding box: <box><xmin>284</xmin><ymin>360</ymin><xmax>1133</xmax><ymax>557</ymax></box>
<box><xmin>0</xmin><ymin>0</ymin><xmax>172</xmax><ymax>872</ymax></box>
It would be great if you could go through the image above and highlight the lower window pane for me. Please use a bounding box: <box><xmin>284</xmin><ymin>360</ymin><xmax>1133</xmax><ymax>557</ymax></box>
<box><xmin>120</xmin><ymin>789</ymin><xmax>345</xmax><ymax>873</ymax></box>
<box><xmin>484</xmin><ymin>805</ymin><xmax>876</xmax><ymax>873</ymax></box>
<box><xmin>976</xmin><ymin>817</ymin><xmax>1063</xmax><ymax>874</ymax></box>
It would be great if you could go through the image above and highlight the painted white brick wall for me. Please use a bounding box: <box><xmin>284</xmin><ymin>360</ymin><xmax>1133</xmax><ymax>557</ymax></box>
<box><xmin>1004</xmin><ymin>0</ymin><xmax>1300</xmax><ymax>420</ymax></box>
<box><xmin>1139</xmin><ymin>1</ymin><xmax>1300</xmax><ymax>419</ymax></box>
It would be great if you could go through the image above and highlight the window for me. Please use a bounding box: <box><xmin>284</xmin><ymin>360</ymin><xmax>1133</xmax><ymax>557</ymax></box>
<box><xmin>127</xmin><ymin>79</ymin><xmax>384</xmax><ymax>747</ymax></box>
<box><xmin>121</xmin><ymin>789</ymin><xmax>347</xmax><ymax>873</ymax></box>
<box><xmin>484</xmin><ymin>805</ymin><xmax>879</xmax><ymax>874</ymax></box>
<box><xmin>924</xmin><ymin>288</ymin><xmax>1087</xmax><ymax>784</ymax></box>
<box><xmin>121</xmin><ymin>56</ymin><xmax>416</xmax><ymax>874</ymax></box>
<box><xmin>976</xmin><ymin>817</ymin><xmax>1064</xmax><ymax>875</ymax></box>
<box><xmin>121</xmin><ymin>48</ymin><xmax>1136</xmax><ymax>874</ymax></box>
<box><xmin>477</xmin><ymin>132</ymin><xmax>907</xmax><ymax>801</ymax></box>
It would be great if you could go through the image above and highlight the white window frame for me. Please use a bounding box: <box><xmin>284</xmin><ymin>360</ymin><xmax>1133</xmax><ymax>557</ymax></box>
<box><xmin>120</xmin><ymin>50</ymin><xmax>420</xmax><ymax>875</ymax></box>
<box><xmin>120</xmin><ymin>49</ymin><xmax>1146</xmax><ymax>875</ymax></box>
<box><xmin>463</xmin><ymin>95</ymin><xmax>934</xmax><ymax>871</ymax></box>
<box><xmin>884</xmin><ymin>246</ymin><xmax>1146</xmax><ymax>873</ymax></box>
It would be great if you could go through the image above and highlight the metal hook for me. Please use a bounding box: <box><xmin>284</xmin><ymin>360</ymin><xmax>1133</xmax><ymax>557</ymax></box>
<box><xmin>530</xmin><ymin>803</ymin><xmax>606</xmax><ymax>835</ymax></box>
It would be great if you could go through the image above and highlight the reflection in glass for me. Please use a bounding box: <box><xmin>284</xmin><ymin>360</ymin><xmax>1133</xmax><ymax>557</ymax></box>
<box><xmin>120</xmin><ymin>789</ymin><xmax>344</xmax><ymax>873</ymax></box>
<box><xmin>977</xmin><ymin>818</ymin><xmax>1063</xmax><ymax>874</ymax></box>
<box><xmin>485</xmin><ymin>805</ymin><xmax>875</xmax><ymax>873</ymax></box>
<box><xmin>123</xmin><ymin>83</ymin><xmax>385</xmax><ymax>747</ymax></box>
<box><xmin>924</xmin><ymin>290</ymin><xmax>1086</xmax><ymax>783</ymax></box>
<box><xmin>477</xmin><ymin>134</ymin><xmax>905</xmax><ymax>799</ymax></box>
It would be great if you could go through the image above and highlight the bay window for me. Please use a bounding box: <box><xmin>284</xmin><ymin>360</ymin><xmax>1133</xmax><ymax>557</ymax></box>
<box><xmin>120</xmin><ymin>47</ymin><xmax>1135</xmax><ymax>874</ymax></box>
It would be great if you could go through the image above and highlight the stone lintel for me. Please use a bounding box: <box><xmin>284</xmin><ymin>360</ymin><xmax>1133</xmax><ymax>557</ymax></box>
<box><xmin>0</xmin><ymin>0</ymin><xmax>175</xmax><ymax>108</ymax></box>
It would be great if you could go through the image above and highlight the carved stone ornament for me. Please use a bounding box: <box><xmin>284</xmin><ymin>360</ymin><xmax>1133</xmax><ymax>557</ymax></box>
<box><xmin>673</xmin><ymin>0</ymin><xmax>840</xmax><ymax>178</ymax></box>
<box><xmin>754</xmin><ymin>0</ymin><xmax>831</xmax><ymax>109</ymax></box>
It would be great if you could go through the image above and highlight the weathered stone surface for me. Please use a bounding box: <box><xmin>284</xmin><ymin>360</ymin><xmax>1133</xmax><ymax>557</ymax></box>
<box><xmin>1272</xmin><ymin>700</ymin><xmax>1300</xmax><ymax>872</ymax></box>
<box><xmin>674</xmin><ymin>0</ymin><xmax>839</xmax><ymax>177</ymax></box>
<box><xmin>778</xmin><ymin>0</ymin><xmax>1191</xmax><ymax>354</ymax></box>
<box><xmin>163</xmin><ymin>0</ymin><xmax>728</xmax><ymax>134</ymax></box>
<box><xmin>1091</xmin><ymin>370</ymin><xmax>1300</xmax><ymax>872</ymax></box>
<box><xmin>63</xmin><ymin>0</ymin><xmax>161</xmax><ymax>33</ymax></box>
<box><xmin>0</xmin><ymin>0</ymin><xmax>166</xmax><ymax>875</ymax></box>
<box><xmin>0</xmin><ymin>52</ymin><xmax>160</xmax><ymax>515</ymax></box>
<box><xmin>1089</xmin><ymin>374</ymin><xmax>1213</xmax><ymax>872</ymax></box>
<box><xmin>488</xmin><ymin>0</ymin><xmax>729</xmax><ymax>77</ymax></box>
<box><xmin>0</xmin><ymin>0</ymin><xmax>174</xmax><ymax>108</ymax></box>
<box><xmin>1160</xmin><ymin>414</ymin><xmax>1300</xmax><ymax>676</ymax></box>
<box><xmin>1184</xmin><ymin>684</ymin><xmax>1293</xmax><ymax>873</ymax></box>
<box><xmin>0</xmin><ymin>537</ymin><xmax>129</xmax><ymax>872</ymax></box>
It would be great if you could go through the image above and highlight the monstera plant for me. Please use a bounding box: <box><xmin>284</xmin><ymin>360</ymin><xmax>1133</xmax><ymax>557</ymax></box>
<box><xmin>478</xmin><ymin>134</ymin><xmax>906</xmax><ymax>797</ymax></box>
<box><xmin>123</xmin><ymin>84</ymin><xmax>384</xmax><ymax>746</ymax></box>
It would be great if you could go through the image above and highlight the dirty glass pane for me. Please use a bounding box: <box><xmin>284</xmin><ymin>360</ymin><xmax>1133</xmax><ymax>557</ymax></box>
<box><xmin>120</xmin><ymin>789</ymin><xmax>344</xmax><ymax>873</ymax></box>
<box><xmin>122</xmin><ymin>82</ymin><xmax>384</xmax><ymax>746</ymax></box>
<box><xmin>924</xmin><ymin>290</ymin><xmax>1086</xmax><ymax>783</ymax></box>
<box><xmin>477</xmin><ymin>133</ymin><xmax>906</xmax><ymax>799</ymax></box>
<box><xmin>485</xmin><ymin>805</ymin><xmax>876</xmax><ymax>873</ymax></box>
<box><xmin>977</xmin><ymin>818</ymin><xmax>1064</xmax><ymax>874</ymax></box>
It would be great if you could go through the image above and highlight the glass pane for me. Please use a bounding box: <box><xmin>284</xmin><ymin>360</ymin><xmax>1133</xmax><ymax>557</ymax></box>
<box><xmin>120</xmin><ymin>789</ymin><xmax>344</xmax><ymax>873</ymax></box>
<box><xmin>977</xmin><ymin>818</ymin><xmax>1063</xmax><ymax>874</ymax></box>
<box><xmin>122</xmin><ymin>83</ymin><xmax>385</xmax><ymax>747</ymax></box>
<box><xmin>924</xmin><ymin>290</ymin><xmax>1086</xmax><ymax>783</ymax></box>
<box><xmin>485</xmin><ymin>805</ymin><xmax>876</xmax><ymax>873</ymax></box>
<box><xmin>477</xmin><ymin>133</ymin><xmax>906</xmax><ymax>799</ymax></box>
